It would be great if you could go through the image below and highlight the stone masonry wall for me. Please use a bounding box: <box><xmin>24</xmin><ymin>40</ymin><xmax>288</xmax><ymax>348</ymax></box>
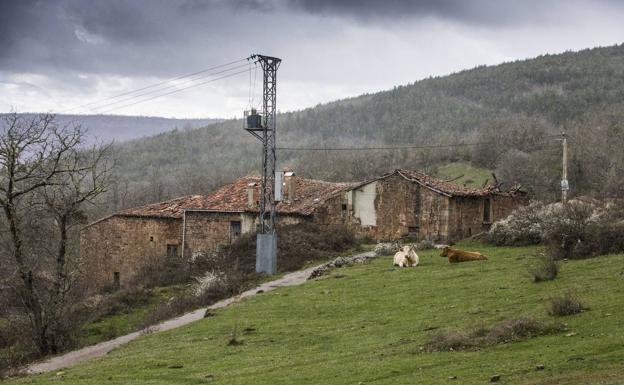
<box><xmin>183</xmin><ymin>212</ymin><xmax>254</xmax><ymax>258</ymax></box>
<box><xmin>417</xmin><ymin>187</ymin><xmax>451</xmax><ymax>242</ymax></box>
<box><xmin>183</xmin><ymin>211</ymin><xmax>305</xmax><ymax>258</ymax></box>
<box><xmin>372</xmin><ymin>174</ymin><xmax>421</xmax><ymax>241</ymax></box>
<box><xmin>80</xmin><ymin>215</ymin><xmax>182</xmax><ymax>291</ymax></box>
<box><xmin>447</xmin><ymin>195</ymin><xmax>527</xmax><ymax>242</ymax></box>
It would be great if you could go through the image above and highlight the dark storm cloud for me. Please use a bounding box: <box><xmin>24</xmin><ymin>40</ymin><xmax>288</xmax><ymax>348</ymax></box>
<box><xmin>1</xmin><ymin>0</ymin><xmax>623</xmax><ymax>93</ymax></box>
<box><xmin>286</xmin><ymin>0</ymin><xmax>559</xmax><ymax>25</ymax></box>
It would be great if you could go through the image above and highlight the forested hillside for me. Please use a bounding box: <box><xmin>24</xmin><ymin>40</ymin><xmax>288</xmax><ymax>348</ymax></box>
<box><xmin>101</xmin><ymin>44</ymin><xmax>624</xmax><ymax>216</ymax></box>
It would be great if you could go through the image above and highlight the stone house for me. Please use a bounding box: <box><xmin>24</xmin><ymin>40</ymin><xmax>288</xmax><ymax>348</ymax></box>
<box><xmin>80</xmin><ymin>174</ymin><xmax>352</xmax><ymax>290</ymax></box>
<box><xmin>81</xmin><ymin>169</ymin><xmax>525</xmax><ymax>290</ymax></box>
<box><xmin>315</xmin><ymin>169</ymin><xmax>526</xmax><ymax>242</ymax></box>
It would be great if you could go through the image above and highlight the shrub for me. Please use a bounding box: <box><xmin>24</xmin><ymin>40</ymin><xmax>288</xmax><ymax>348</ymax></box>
<box><xmin>225</xmin><ymin>222</ymin><xmax>358</xmax><ymax>274</ymax></box>
<box><xmin>130</xmin><ymin>254</ymin><xmax>190</xmax><ymax>289</ymax></box>
<box><xmin>0</xmin><ymin>317</ymin><xmax>38</xmax><ymax>374</ymax></box>
<box><xmin>542</xmin><ymin>199</ymin><xmax>624</xmax><ymax>259</ymax></box>
<box><xmin>490</xmin><ymin>198</ymin><xmax>624</xmax><ymax>259</ymax></box>
<box><xmin>101</xmin><ymin>288</ymin><xmax>152</xmax><ymax>316</ymax></box>
<box><xmin>424</xmin><ymin>316</ymin><xmax>563</xmax><ymax>352</ymax></box>
<box><xmin>484</xmin><ymin>317</ymin><xmax>561</xmax><ymax>344</ymax></box>
<box><xmin>487</xmin><ymin>201</ymin><xmax>545</xmax><ymax>246</ymax></box>
<box><xmin>529</xmin><ymin>253</ymin><xmax>559</xmax><ymax>282</ymax></box>
<box><xmin>548</xmin><ymin>291</ymin><xmax>586</xmax><ymax>316</ymax></box>
<box><xmin>424</xmin><ymin>330</ymin><xmax>474</xmax><ymax>352</ymax></box>
<box><xmin>542</xmin><ymin>200</ymin><xmax>596</xmax><ymax>259</ymax></box>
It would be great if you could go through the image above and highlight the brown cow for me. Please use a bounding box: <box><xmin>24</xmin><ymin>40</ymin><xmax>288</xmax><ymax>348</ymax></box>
<box><xmin>440</xmin><ymin>246</ymin><xmax>488</xmax><ymax>263</ymax></box>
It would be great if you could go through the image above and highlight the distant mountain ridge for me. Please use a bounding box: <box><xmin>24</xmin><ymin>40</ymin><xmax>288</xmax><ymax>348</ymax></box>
<box><xmin>3</xmin><ymin>114</ymin><xmax>223</xmax><ymax>143</ymax></box>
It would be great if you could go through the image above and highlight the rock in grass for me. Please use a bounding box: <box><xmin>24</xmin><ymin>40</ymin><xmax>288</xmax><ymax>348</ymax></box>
<box><xmin>448</xmin><ymin>375</ymin><xmax>457</xmax><ymax>380</ymax></box>
<box><xmin>490</xmin><ymin>374</ymin><xmax>501</xmax><ymax>382</ymax></box>
<box><xmin>167</xmin><ymin>364</ymin><xmax>184</xmax><ymax>369</ymax></box>
<box><xmin>204</xmin><ymin>309</ymin><xmax>216</xmax><ymax>318</ymax></box>
<box><xmin>536</xmin><ymin>364</ymin><xmax>545</xmax><ymax>370</ymax></box>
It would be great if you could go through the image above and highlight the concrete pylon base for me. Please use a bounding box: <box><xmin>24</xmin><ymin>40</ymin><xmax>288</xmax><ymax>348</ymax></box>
<box><xmin>256</xmin><ymin>233</ymin><xmax>277</xmax><ymax>274</ymax></box>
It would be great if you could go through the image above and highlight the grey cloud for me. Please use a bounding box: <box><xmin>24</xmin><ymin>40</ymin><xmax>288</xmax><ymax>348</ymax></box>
<box><xmin>1</xmin><ymin>0</ymin><xmax>623</xmax><ymax>114</ymax></box>
<box><xmin>284</xmin><ymin>0</ymin><xmax>620</xmax><ymax>26</ymax></box>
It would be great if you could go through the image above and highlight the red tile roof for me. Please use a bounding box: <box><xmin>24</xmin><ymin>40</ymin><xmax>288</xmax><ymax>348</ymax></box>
<box><xmin>116</xmin><ymin>176</ymin><xmax>353</xmax><ymax>219</ymax></box>
<box><xmin>105</xmin><ymin>169</ymin><xmax>522</xmax><ymax>223</ymax></box>
<box><xmin>397</xmin><ymin>169</ymin><xmax>522</xmax><ymax>197</ymax></box>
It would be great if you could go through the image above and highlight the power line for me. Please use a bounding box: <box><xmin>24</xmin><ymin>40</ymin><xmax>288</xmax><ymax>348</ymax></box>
<box><xmin>82</xmin><ymin>62</ymin><xmax>251</xmax><ymax>113</ymax></box>
<box><xmin>95</xmin><ymin>68</ymin><xmax>252</xmax><ymax>115</ymax></box>
<box><xmin>64</xmin><ymin>58</ymin><xmax>248</xmax><ymax>114</ymax></box>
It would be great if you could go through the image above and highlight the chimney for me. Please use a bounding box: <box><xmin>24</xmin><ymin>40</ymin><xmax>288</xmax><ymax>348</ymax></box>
<box><xmin>247</xmin><ymin>182</ymin><xmax>257</xmax><ymax>209</ymax></box>
<box><xmin>282</xmin><ymin>168</ymin><xmax>296</xmax><ymax>201</ymax></box>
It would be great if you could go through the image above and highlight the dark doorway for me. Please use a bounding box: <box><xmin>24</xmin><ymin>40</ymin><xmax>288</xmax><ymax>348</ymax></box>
<box><xmin>230</xmin><ymin>221</ymin><xmax>242</xmax><ymax>242</ymax></box>
<box><xmin>113</xmin><ymin>272</ymin><xmax>120</xmax><ymax>291</ymax></box>
<box><xmin>483</xmin><ymin>199</ymin><xmax>491</xmax><ymax>224</ymax></box>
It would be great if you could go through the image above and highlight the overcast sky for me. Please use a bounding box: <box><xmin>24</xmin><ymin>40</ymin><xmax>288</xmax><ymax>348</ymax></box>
<box><xmin>1</xmin><ymin>0</ymin><xmax>624</xmax><ymax>119</ymax></box>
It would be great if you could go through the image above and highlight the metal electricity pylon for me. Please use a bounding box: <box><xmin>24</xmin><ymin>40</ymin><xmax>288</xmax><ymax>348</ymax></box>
<box><xmin>244</xmin><ymin>54</ymin><xmax>281</xmax><ymax>274</ymax></box>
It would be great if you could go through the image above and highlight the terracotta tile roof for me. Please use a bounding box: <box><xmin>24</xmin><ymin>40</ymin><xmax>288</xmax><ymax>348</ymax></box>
<box><xmin>396</xmin><ymin>169</ymin><xmax>522</xmax><ymax>197</ymax></box>
<box><xmin>117</xmin><ymin>176</ymin><xmax>353</xmax><ymax>219</ymax></box>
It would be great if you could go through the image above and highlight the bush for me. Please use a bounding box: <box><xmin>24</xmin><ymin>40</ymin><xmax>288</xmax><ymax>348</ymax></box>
<box><xmin>487</xmin><ymin>201</ymin><xmax>545</xmax><ymax>246</ymax></box>
<box><xmin>529</xmin><ymin>253</ymin><xmax>559</xmax><ymax>282</ymax></box>
<box><xmin>134</xmin><ymin>255</ymin><xmax>191</xmax><ymax>289</ymax></box>
<box><xmin>0</xmin><ymin>317</ymin><xmax>38</xmax><ymax>374</ymax></box>
<box><xmin>425</xmin><ymin>316</ymin><xmax>563</xmax><ymax>352</ymax></box>
<box><xmin>489</xmin><ymin>198</ymin><xmax>624</xmax><ymax>259</ymax></box>
<box><xmin>548</xmin><ymin>291</ymin><xmax>586</xmax><ymax>316</ymax></box>
<box><xmin>425</xmin><ymin>330</ymin><xmax>474</xmax><ymax>351</ymax></box>
<box><xmin>225</xmin><ymin>222</ymin><xmax>358</xmax><ymax>274</ymax></box>
<box><xmin>543</xmin><ymin>199</ymin><xmax>624</xmax><ymax>259</ymax></box>
<box><xmin>484</xmin><ymin>317</ymin><xmax>560</xmax><ymax>344</ymax></box>
<box><xmin>100</xmin><ymin>288</ymin><xmax>152</xmax><ymax>316</ymax></box>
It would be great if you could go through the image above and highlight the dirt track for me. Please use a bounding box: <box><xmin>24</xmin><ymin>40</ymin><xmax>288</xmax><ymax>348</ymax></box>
<box><xmin>27</xmin><ymin>251</ymin><xmax>374</xmax><ymax>374</ymax></box>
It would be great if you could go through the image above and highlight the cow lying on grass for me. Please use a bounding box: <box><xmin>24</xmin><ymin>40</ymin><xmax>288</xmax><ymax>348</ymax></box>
<box><xmin>394</xmin><ymin>245</ymin><xmax>419</xmax><ymax>267</ymax></box>
<box><xmin>441</xmin><ymin>246</ymin><xmax>488</xmax><ymax>263</ymax></box>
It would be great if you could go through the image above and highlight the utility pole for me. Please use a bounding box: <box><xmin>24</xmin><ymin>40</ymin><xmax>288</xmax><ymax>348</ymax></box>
<box><xmin>560</xmin><ymin>132</ymin><xmax>569</xmax><ymax>204</ymax></box>
<box><xmin>244</xmin><ymin>54</ymin><xmax>281</xmax><ymax>274</ymax></box>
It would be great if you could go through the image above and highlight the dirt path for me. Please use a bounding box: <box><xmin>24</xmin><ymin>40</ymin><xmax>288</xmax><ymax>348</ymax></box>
<box><xmin>27</xmin><ymin>251</ymin><xmax>375</xmax><ymax>374</ymax></box>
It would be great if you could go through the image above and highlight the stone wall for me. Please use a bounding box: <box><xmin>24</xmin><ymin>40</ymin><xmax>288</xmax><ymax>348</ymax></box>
<box><xmin>311</xmin><ymin>174</ymin><xmax>524</xmax><ymax>243</ymax></box>
<box><xmin>80</xmin><ymin>215</ymin><xmax>182</xmax><ymax>291</ymax></box>
<box><xmin>183</xmin><ymin>211</ymin><xmax>305</xmax><ymax>258</ymax></box>
<box><xmin>183</xmin><ymin>211</ymin><xmax>255</xmax><ymax>258</ymax></box>
<box><xmin>417</xmin><ymin>187</ymin><xmax>451</xmax><ymax>242</ymax></box>
<box><xmin>314</xmin><ymin>174</ymin><xmax>423</xmax><ymax>241</ymax></box>
<box><xmin>447</xmin><ymin>195</ymin><xmax>527</xmax><ymax>242</ymax></box>
<box><xmin>372</xmin><ymin>174</ymin><xmax>421</xmax><ymax>241</ymax></box>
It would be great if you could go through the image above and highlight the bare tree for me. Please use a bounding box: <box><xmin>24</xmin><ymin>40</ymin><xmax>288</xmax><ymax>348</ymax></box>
<box><xmin>0</xmin><ymin>112</ymin><xmax>112</xmax><ymax>354</ymax></box>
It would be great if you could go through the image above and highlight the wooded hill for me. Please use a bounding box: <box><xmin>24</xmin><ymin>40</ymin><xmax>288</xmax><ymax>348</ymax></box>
<box><xmin>102</xmin><ymin>44</ymin><xmax>624</xmax><ymax>215</ymax></box>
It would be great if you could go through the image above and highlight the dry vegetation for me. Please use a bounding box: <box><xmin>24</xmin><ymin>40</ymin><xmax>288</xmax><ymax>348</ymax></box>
<box><xmin>425</xmin><ymin>316</ymin><xmax>565</xmax><ymax>352</ymax></box>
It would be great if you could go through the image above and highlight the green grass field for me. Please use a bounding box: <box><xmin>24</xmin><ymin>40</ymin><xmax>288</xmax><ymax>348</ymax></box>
<box><xmin>435</xmin><ymin>162</ymin><xmax>493</xmax><ymax>188</ymax></box>
<box><xmin>10</xmin><ymin>244</ymin><xmax>624</xmax><ymax>384</ymax></box>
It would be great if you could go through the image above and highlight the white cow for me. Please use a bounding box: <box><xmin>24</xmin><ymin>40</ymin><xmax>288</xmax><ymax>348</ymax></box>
<box><xmin>393</xmin><ymin>245</ymin><xmax>419</xmax><ymax>267</ymax></box>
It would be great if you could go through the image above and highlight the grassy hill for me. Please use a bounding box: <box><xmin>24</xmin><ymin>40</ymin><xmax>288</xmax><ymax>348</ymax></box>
<box><xmin>99</xmin><ymin>44</ymin><xmax>624</xmax><ymax>214</ymax></box>
<box><xmin>12</xmin><ymin>244</ymin><xmax>624</xmax><ymax>384</ymax></box>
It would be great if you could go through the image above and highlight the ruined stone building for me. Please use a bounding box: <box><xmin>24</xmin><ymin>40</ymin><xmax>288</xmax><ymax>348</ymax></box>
<box><xmin>316</xmin><ymin>169</ymin><xmax>526</xmax><ymax>242</ymax></box>
<box><xmin>81</xmin><ymin>169</ymin><xmax>525</xmax><ymax>290</ymax></box>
